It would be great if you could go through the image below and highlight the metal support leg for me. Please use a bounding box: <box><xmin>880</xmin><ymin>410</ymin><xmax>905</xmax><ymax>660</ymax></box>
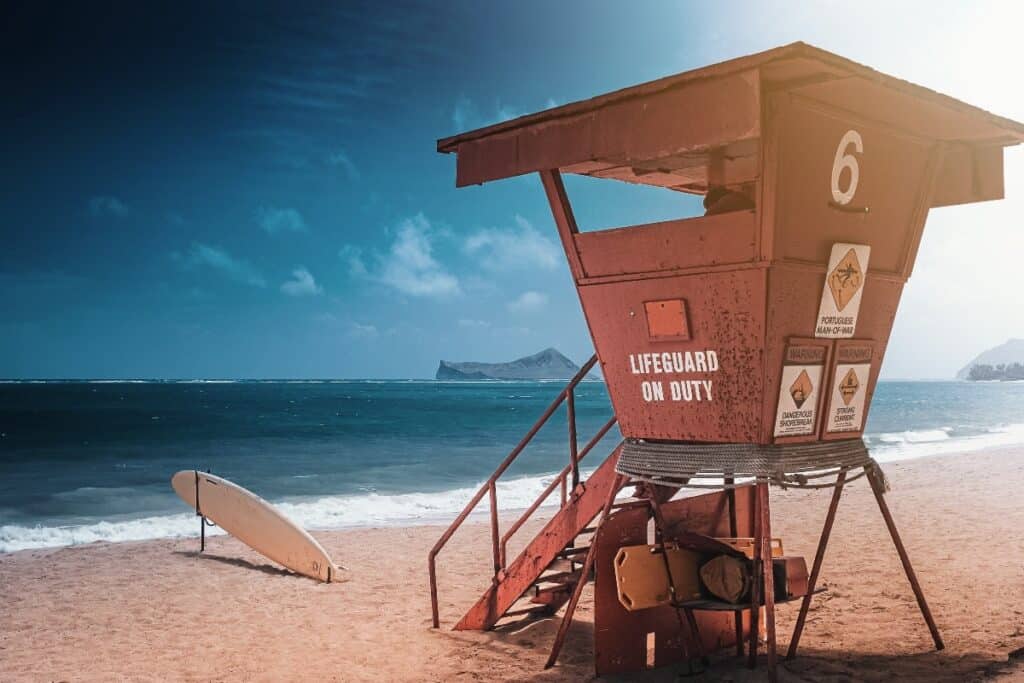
<box><xmin>545</xmin><ymin>473</ymin><xmax>624</xmax><ymax>669</ymax></box>
<box><xmin>747</xmin><ymin>484</ymin><xmax>762</xmax><ymax>669</ymax></box>
<box><xmin>649</xmin><ymin>493</ymin><xmax>707</xmax><ymax>668</ymax></box>
<box><xmin>866</xmin><ymin>465</ymin><xmax>945</xmax><ymax>651</ymax></box>
<box><xmin>758</xmin><ymin>482</ymin><xmax>778</xmax><ymax>682</ymax></box>
<box><xmin>725</xmin><ymin>476</ymin><xmax>743</xmax><ymax>658</ymax></box>
<box><xmin>787</xmin><ymin>470</ymin><xmax>846</xmax><ymax>659</ymax></box>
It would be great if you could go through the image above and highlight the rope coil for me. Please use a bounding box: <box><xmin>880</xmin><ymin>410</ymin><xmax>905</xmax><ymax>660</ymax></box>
<box><xmin>617</xmin><ymin>438</ymin><xmax>880</xmax><ymax>489</ymax></box>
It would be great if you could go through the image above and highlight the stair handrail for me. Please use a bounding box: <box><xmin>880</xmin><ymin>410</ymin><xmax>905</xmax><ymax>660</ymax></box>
<box><xmin>498</xmin><ymin>416</ymin><xmax>617</xmax><ymax>568</ymax></box>
<box><xmin>428</xmin><ymin>354</ymin><xmax>600</xmax><ymax>628</ymax></box>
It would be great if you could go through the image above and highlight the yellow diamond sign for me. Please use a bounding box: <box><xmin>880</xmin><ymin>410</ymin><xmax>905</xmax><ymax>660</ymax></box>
<box><xmin>838</xmin><ymin>367</ymin><xmax>860</xmax><ymax>406</ymax></box>
<box><xmin>828</xmin><ymin>248</ymin><xmax>863</xmax><ymax>312</ymax></box>
<box><xmin>789</xmin><ymin>369</ymin><xmax>813</xmax><ymax>409</ymax></box>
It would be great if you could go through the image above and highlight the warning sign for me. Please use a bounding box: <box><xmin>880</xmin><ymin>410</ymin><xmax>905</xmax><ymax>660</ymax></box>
<box><xmin>837</xmin><ymin>367</ymin><xmax>860</xmax><ymax>405</ymax></box>
<box><xmin>773</xmin><ymin>343</ymin><xmax>826</xmax><ymax>438</ymax></box>
<box><xmin>825</xmin><ymin>342</ymin><xmax>874</xmax><ymax>434</ymax></box>
<box><xmin>790</xmin><ymin>369</ymin><xmax>813</xmax><ymax>409</ymax></box>
<box><xmin>815</xmin><ymin>243</ymin><xmax>871</xmax><ymax>339</ymax></box>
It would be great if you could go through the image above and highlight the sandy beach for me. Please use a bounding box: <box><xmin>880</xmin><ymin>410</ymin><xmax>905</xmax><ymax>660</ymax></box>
<box><xmin>2</xmin><ymin>447</ymin><xmax>1023</xmax><ymax>682</ymax></box>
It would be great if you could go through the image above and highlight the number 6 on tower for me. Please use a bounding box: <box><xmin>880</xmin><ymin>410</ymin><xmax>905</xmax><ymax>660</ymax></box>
<box><xmin>831</xmin><ymin>129</ymin><xmax>863</xmax><ymax>205</ymax></box>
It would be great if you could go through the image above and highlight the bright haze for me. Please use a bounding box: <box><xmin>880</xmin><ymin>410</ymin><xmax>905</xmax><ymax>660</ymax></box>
<box><xmin>2</xmin><ymin>1</ymin><xmax>1021</xmax><ymax>379</ymax></box>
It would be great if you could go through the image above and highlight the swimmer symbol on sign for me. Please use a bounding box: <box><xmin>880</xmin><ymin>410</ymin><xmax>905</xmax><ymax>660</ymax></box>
<box><xmin>789</xmin><ymin>369</ymin><xmax>813</xmax><ymax>409</ymax></box>
<box><xmin>828</xmin><ymin>248</ymin><xmax>864</xmax><ymax>311</ymax></box>
<box><xmin>839</xmin><ymin>368</ymin><xmax>860</xmax><ymax>405</ymax></box>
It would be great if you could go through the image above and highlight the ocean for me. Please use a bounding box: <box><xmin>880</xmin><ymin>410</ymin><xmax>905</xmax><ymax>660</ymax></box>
<box><xmin>1</xmin><ymin>379</ymin><xmax>1022</xmax><ymax>553</ymax></box>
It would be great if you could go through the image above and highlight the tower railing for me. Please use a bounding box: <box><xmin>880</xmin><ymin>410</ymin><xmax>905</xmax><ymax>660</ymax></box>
<box><xmin>427</xmin><ymin>354</ymin><xmax>617</xmax><ymax>628</ymax></box>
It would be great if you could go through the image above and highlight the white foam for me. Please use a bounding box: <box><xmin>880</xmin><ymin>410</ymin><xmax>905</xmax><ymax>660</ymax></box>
<box><xmin>0</xmin><ymin>469</ymin><xmax>593</xmax><ymax>554</ymax></box>
<box><xmin>876</xmin><ymin>427</ymin><xmax>952</xmax><ymax>444</ymax></box>
<box><xmin>0</xmin><ymin>513</ymin><xmax>226</xmax><ymax>553</ymax></box>
<box><xmin>869</xmin><ymin>422</ymin><xmax>1024</xmax><ymax>463</ymax></box>
<box><xmin>7</xmin><ymin>422</ymin><xmax>1024</xmax><ymax>554</ymax></box>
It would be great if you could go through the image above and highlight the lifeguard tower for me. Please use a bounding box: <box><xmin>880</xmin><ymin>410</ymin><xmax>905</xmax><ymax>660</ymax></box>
<box><xmin>428</xmin><ymin>43</ymin><xmax>1024</xmax><ymax>680</ymax></box>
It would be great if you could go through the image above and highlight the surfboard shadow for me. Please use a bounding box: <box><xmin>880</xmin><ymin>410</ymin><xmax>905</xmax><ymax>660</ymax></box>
<box><xmin>174</xmin><ymin>550</ymin><xmax>310</xmax><ymax>580</ymax></box>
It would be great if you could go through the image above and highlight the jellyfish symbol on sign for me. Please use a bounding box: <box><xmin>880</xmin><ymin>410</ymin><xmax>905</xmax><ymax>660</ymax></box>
<box><xmin>828</xmin><ymin>248</ymin><xmax>864</xmax><ymax>312</ymax></box>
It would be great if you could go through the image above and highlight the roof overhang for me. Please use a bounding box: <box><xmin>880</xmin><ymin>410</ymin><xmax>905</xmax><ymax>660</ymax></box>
<box><xmin>438</xmin><ymin>42</ymin><xmax>1024</xmax><ymax>196</ymax></box>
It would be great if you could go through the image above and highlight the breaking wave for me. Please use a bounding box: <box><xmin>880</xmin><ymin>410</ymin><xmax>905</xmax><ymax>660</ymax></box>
<box><xmin>0</xmin><ymin>469</ymin><xmax>595</xmax><ymax>554</ymax></box>
<box><xmin>866</xmin><ymin>422</ymin><xmax>1024</xmax><ymax>463</ymax></box>
<box><xmin>6</xmin><ymin>423</ymin><xmax>1024</xmax><ymax>555</ymax></box>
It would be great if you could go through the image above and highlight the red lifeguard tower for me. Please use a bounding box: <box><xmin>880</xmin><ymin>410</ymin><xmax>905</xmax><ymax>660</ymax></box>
<box><xmin>428</xmin><ymin>43</ymin><xmax>1024</xmax><ymax>680</ymax></box>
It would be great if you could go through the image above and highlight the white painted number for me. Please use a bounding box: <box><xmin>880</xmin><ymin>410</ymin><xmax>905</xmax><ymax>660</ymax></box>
<box><xmin>830</xmin><ymin>129</ymin><xmax>863</xmax><ymax>205</ymax></box>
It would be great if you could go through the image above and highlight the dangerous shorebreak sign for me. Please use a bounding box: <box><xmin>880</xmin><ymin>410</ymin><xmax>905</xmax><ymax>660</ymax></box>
<box><xmin>815</xmin><ymin>243</ymin><xmax>871</xmax><ymax>339</ymax></box>
<box><xmin>825</xmin><ymin>341</ymin><xmax>874</xmax><ymax>435</ymax></box>
<box><xmin>773</xmin><ymin>342</ymin><xmax>827</xmax><ymax>438</ymax></box>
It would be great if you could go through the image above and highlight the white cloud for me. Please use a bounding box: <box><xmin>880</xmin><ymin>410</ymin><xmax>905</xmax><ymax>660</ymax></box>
<box><xmin>258</xmin><ymin>207</ymin><xmax>307</xmax><ymax>234</ymax></box>
<box><xmin>458</xmin><ymin>318</ymin><xmax>490</xmax><ymax>329</ymax></box>
<box><xmin>464</xmin><ymin>215</ymin><xmax>560</xmax><ymax>271</ymax></box>
<box><xmin>338</xmin><ymin>245</ymin><xmax>367</xmax><ymax>277</ymax></box>
<box><xmin>88</xmin><ymin>196</ymin><xmax>129</xmax><ymax>217</ymax></box>
<box><xmin>327</xmin><ymin>150</ymin><xmax>360</xmax><ymax>181</ymax></box>
<box><xmin>280</xmin><ymin>267</ymin><xmax>323</xmax><ymax>296</ymax></box>
<box><xmin>452</xmin><ymin>96</ymin><xmax>475</xmax><ymax>131</ymax></box>
<box><xmin>347</xmin><ymin>322</ymin><xmax>379</xmax><ymax>339</ymax></box>
<box><xmin>352</xmin><ymin>214</ymin><xmax>460</xmax><ymax>298</ymax></box>
<box><xmin>186</xmin><ymin>243</ymin><xmax>266</xmax><ymax>287</ymax></box>
<box><xmin>496</xmin><ymin>103</ymin><xmax>521</xmax><ymax>122</ymax></box>
<box><xmin>452</xmin><ymin>97</ymin><xmax>541</xmax><ymax>131</ymax></box>
<box><xmin>507</xmin><ymin>290</ymin><xmax>548</xmax><ymax>313</ymax></box>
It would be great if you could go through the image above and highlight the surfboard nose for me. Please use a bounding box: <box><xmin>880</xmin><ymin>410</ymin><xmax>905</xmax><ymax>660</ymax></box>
<box><xmin>170</xmin><ymin>470</ymin><xmax>198</xmax><ymax>509</ymax></box>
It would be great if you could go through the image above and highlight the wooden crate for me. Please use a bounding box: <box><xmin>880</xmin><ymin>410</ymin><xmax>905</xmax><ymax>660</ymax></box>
<box><xmin>715</xmin><ymin>537</ymin><xmax>784</xmax><ymax>559</ymax></box>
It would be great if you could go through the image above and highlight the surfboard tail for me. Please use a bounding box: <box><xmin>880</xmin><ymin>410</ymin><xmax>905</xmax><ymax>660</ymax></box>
<box><xmin>326</xmin><ymin>563</ymin><xmax>349</xmax><ymax>583</ymax></box>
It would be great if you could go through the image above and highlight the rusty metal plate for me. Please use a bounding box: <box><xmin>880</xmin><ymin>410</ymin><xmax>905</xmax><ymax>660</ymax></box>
<box><xmin>644</xmin><ymin>299</ymin><xmax>690</xmax><ymax>341</ymax></box>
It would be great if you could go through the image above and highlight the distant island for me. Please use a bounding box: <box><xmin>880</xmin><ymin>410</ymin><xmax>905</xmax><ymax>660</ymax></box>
<box><xmin>957</xmin><ymin>339</ymin><xmax>1024</xmax><ymax>381</ymax></box>
<box><xmin>436</xmin><ymin>348</ymin><xmax>581</xmax><ymax>380</ymax></box>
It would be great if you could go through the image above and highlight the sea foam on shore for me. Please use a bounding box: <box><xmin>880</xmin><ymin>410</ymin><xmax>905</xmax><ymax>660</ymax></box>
<box><xmin>0</xmin><ymin>469</ymin><xmax>591</xmax><ymax>553</ymax></box>
<box><xmin>4</xmin><ymin>421</ymin><xmax>1024</xmax><ymax>553</ymax></box>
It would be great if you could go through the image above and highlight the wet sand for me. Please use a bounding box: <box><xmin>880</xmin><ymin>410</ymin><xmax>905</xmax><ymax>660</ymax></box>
<box><xmin>2</xmin><ymin>447</ymin><xmax>1023</xmax><ymax>681</ymax></box>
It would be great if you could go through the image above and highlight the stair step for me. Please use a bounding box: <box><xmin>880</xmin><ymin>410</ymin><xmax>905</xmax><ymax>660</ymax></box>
<box><xmin>545</xmin><ymin>558</ymin><xmax>574</xmax><ymax>574</ymax></box>
<box><xmin>453</xmin><ymin>452</ymin><xmax>629</xmax><ymax>631</ymax></box>
<box><xmin>611</xmin><ymin>498</ymin><xmax>649</xmax><ymax>510</ymax></box>
<box><xmin>558</xmin><ymin>545</ymin><xmax>591</xmax><ymax>558</ymax></box>
<box><xmin>501</xmin><ymin>605</ymin><xmax>552</xmax><ymax>620</ymax></box>
<box><xmin>534</xmin><ymin>570</ymin><xmax>581</xmax><ymax>587</ymax></box>
<box><xmin>531</xmin><ymin>583</ymin><xmax>573</xmax><ymax>605</ymax></box>
<box><xmin>579</xmin><ymin>526</ymin><xmax>597</xmax><ymax>534</ymax></box>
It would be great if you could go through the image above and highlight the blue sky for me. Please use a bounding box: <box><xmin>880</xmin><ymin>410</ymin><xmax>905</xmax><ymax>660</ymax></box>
<box><xmin>2</xmin><ymin>1</ymin><xmax>1021</xmax><ymax>378</ymax></box>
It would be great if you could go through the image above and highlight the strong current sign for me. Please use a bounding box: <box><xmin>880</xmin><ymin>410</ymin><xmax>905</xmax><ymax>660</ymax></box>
<box><xmin>824</xmin><ymin>341</ymin><xmax>875</xmax><ymax>437</ymax></box>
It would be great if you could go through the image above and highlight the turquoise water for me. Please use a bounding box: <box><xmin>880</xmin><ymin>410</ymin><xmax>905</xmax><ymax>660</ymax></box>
<box><xmin>1</xmin><ymin>379</ymin><xmax>1021</xmax><ymax>552</ymax></box>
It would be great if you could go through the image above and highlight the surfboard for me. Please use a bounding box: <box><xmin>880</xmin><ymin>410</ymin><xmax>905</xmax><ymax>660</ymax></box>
<box><xmin>171</xmin><ymin>470</ymin><xmax>341</xmax><ymax>583</ymax></box>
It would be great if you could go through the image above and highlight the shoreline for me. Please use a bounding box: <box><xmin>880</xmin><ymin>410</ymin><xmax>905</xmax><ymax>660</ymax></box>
<box><xmin>2</xmin><ymin>446</ymin><xmax>1024</xmax><ymax>681</ymax></box>
<box><xmin>3</xmin><ymin>440</ymin><xmax>1024</xmax><ymax>557</ymax></box>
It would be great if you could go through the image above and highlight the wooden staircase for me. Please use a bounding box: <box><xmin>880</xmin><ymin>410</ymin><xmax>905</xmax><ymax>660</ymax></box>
<box><xmin>456</xmin><ymin>450</ymin><xmax>622</xmax><ymax>630</ymax></box>
<box><xmin>427</xmin><ymin>354</ymin><xmax>622</xmax><ymax>631</ymax></box>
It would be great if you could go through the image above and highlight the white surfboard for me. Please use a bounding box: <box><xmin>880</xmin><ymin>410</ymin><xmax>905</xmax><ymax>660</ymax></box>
<box><xmin>171</xmin><ymin>470</ymin><xmax>341</xmax><ymax>583</ymax></box>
